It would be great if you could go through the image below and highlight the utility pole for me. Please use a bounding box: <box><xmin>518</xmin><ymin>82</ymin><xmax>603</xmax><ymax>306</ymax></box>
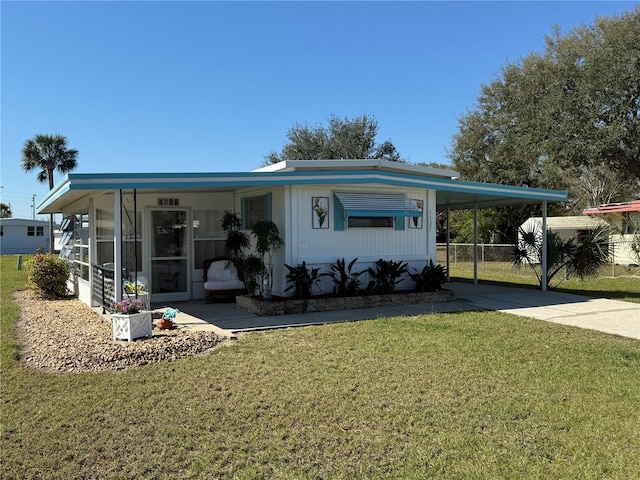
<box><xmin>32</xmin><ymin>194</ymin><xmax>36</xmax><ymax>220</ymax></box>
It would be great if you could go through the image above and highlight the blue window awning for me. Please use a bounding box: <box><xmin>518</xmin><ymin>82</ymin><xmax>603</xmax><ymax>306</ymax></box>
<box><xmin>334</xmin><ymin>192</ymin><xmax>421</xmax><ymax>217</ymax></box>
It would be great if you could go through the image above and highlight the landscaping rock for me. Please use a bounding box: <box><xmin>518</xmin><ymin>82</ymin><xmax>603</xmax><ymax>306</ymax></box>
<box><xmin>15</xmin><ymin>290</ymin><xmax>223</xmax><ymax>374</ymax></box>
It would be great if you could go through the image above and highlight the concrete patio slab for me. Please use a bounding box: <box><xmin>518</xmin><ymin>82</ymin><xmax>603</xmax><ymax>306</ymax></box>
<box><xmin>161</xmin><ymin>282</ymin><xmax>640</xmax><ymax>341</ymax></box>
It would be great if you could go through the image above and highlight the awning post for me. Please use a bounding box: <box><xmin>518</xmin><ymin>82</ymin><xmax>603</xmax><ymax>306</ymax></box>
<box><xmin>446</xmin><ymin>208</ymin><xmax>450</xmax><ymax>282</ymax></box>
<box><xmin>114</xmin><ymin>191</ymin><xmax>123</xmax><ymax>302</ymax></box>
<box><xmin>541</xmin><ymin>200</ymin><xmax>548</xmax><ymax>291</ymax></box>
<box><xmin>473</xmin><ymin>205</ymin><xmax>478</xmax><ymax>285</ymax></box>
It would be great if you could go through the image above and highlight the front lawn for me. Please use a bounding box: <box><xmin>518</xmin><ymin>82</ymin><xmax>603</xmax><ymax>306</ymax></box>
<box><xmin>2</xmin><ymin>255</ymin><xmax>639</xmax><ymax>479</ymax></box>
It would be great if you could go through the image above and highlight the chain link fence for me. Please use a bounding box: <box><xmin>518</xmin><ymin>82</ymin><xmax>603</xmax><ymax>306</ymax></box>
<box><xmin>437</xmin><ymin>241</ymin><xmax>639</xmax><ymax>277</ymax></box>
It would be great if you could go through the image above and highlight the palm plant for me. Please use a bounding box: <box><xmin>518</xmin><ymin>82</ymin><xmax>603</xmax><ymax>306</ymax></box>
<box><xmin>366</xmin><ymin>258</ymin><xmax>408</xmax><ymax>295</ymax></box>
<box><xmin>514</xmin><ymin>225</ymin><xmax>610</xmax><ymax>289</ymax></box>
<box><xmin>1</xmin><ymin>202</ymin><xmax>11</xmax><ymax>218</ymax></box>
<box><xmin>284</xmin><ymin>261</ymin><xmax>322</xmax><ymax>299</ymax></box>
<box><xmin>409</xmin><ymin>259</ymin><xmax>448</xmax><ymax>292</ymax></box>
<box><xmin>322</xmin><ymin>257</ymin><xmax>365</xmax><ymax>296</ymax></box>
<box><xmin>21</xmin><ymin>134</ymin><xmax>78</xmax><ymax>251</ymax></box>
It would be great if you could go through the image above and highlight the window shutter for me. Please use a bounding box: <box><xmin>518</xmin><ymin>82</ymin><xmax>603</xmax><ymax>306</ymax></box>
<box><xmin>266</xmin><ymin>193</ymin><xmax>273</xmax><ymax>221</ymax></box>
<box><xmin>333</xmin><ymin>194</ymin><xmax>345</xmax><ymax>231</ymax></box>
<box><xmin>240</xmin><ymin>198</ymin><xmax>247</xmax><ymax>229</ymax></box>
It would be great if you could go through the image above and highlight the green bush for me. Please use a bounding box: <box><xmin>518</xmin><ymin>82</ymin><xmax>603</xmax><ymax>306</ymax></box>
<box><xmin>409</xmin><ymin>259</ymin><xmax>448</xmax><ymax>292</ymax></box>
<box><xmin>27</xmin><ymin>254</ymin><xmax>69</xmax><ymax>298</ymax></box>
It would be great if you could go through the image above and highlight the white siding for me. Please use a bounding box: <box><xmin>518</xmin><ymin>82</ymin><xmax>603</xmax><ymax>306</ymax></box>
<box><xmin>277</xmin><ymin>185</ymin><xmax>436</xmax><ymax>295</ymax></box>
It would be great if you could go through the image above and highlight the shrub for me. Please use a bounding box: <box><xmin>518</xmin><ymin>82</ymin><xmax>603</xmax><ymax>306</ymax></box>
<box><xmin>366</xmin><ymin>258</ymin><xmax>408</xmax><ymax>295</ymax></box>
<box><xmin>284</xmin><ymin>261</ymin><xmax>322</xmax><ymax>299</ymax></box>
<box><xmin>409</xmin><ymin>259</ymin><xmax>448</xmax><ymax>292</ymax></box>
<box><xmin>322</xmin><ymin>257</ymin><xmax>365</xmax><ymax>296</ymax></box>
<box><xmin>27</xmin><ymin>254</ymin><xmax>69</xmax><ymax>298</ymax></box>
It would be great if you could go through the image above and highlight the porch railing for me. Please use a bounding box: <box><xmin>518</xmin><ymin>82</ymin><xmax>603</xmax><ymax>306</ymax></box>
<box><xmin>92</xmin><ymin>264</ymin><xmax>116</xmax><ymax>314</ymax></box>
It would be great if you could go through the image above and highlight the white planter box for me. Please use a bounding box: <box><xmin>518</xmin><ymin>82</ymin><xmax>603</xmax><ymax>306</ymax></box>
<box><xmin>112</xmin><ymin>311</ymin><xmax>152</xmax><ymax>341</ymax></box>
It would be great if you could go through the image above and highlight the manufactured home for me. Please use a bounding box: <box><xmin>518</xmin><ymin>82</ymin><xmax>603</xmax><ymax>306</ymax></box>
<box><xmin>583</xmin><ymin>200</ymin><xmax>640</xmax><ymax>266</ymax></box>
<box><xmin>0</xmin><ymin>218</ymin><xmax>54</xmax><ymax>255</ymax></box>
<box><xmin>36</xmin><ymin>160</ymin><xmax>568</xmax><ymax>308</ymax></box>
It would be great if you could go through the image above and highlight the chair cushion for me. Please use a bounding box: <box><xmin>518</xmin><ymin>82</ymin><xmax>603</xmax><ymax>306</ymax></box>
<box><xmin>207</xmin><ymin>261</ymin><xmax>236</xmax><ymax>282</ymax></box>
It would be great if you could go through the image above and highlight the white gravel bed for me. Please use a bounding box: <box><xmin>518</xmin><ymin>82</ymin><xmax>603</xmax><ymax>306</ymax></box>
<box><xmin>15</xmin><ymin>290</ymin><xmax>223</xmax><ymax>374</ymax></box>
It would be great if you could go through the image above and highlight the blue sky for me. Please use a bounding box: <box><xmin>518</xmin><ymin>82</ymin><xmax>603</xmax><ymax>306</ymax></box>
<box><xmin>1</xmin><ymin>1</ymin><xmax>635</xmax><ymax>219</ymax></box>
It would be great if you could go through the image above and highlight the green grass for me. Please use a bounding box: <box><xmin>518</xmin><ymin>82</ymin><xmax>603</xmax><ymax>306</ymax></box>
<box><xmin>2</xmin><ymin>255</ymin><xmax>640</xmax><ymax>479</ymax></box>
<box><xmin>450</xmin><ymin>261</ymin><xmax>640</xmax><ymax>304</ymax></box>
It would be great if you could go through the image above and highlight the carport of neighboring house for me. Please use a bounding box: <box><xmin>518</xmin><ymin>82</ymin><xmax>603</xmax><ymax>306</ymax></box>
<box><xmin>36</xmin><ymin>160</ymin><xmax>567</xmax><ymax>310</ymax></box>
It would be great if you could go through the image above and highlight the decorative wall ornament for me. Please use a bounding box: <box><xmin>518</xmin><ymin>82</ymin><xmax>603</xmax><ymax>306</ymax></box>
<box><xmin>409</xmin><ymin>199</ymin><xmax>423</xmax><ymax>229</ymax></box>
<box><xmin>312</xmin><ymin>197</ymin><xmax>329</xmax><ymax>229</ymax></box>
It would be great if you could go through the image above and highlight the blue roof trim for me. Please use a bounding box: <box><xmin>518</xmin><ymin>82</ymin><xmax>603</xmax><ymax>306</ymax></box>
<box><xmin>61</xmin><ymin>170</ymin><xmax>566</xmax><ymax>198</ymax></box>
<box><xmin>39</xmin><ymin>168</ymin><xmax>568</xmax><ymax>213</ymax></box>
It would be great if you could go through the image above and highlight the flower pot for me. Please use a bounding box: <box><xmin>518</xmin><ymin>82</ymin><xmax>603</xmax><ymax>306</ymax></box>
<box><xmin>112</xmin><ymin>311</ymin><xmax>152</xmax><ymax>341</ymax></box>
<box><xmin>155</xmin><ymin>318</ymin><xmax>174</xmax><ymax>330</ymax></box>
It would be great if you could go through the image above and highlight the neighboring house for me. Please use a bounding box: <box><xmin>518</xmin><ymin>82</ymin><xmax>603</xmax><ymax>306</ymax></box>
<box><xmin>583</xmin><ymin>200</ymin><xmax>640</xmax><ymax>266</ymax></box>
<box><xmin>36</xmin><ymin>159</ymin><xmax>567</xmax><ymax>308</ymax></box>
<box><xmin>520</xmin><ymin>216</ymin><xmax>608</xmax><ymax>243</ymax></box>
<box><xmin>0</xmin><ymin>218</ymin><xmax>53</xmax><ymax>255</ymax></box>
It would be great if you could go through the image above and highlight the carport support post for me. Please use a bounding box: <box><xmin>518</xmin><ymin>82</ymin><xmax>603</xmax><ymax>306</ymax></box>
<box><xmin>445</xmin><ymin>208</ymin><xmax>451</xmax><ymax>281</ymax></box>
<box><xmin>473</xmin><ymin>204</ymin><xmax>478</xmax><ymax>285</ymax></box>
<box><xmin>114</xmin><ymin>191</ymin><xmax>123</xmax><ymax>303</ymax></box>
<box><xmin>541</xmin><ymin>200</ymin><xmax>548</xmax><ymax>291</ymax></box>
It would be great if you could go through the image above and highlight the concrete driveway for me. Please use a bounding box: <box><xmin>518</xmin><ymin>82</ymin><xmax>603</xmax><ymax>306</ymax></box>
<box><xmin>164</xmin><ymin>282</ymin><xmax>640</xmax><ymax>340</ymax></box>
<box><xmin>450</xmin><ymin>282</ymin><xmax>640</xmax><ymax>340</ymax></box>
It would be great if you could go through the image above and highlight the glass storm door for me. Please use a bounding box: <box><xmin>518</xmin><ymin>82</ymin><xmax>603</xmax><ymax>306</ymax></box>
<box><xmin>150</xmin><ymin>209</ymin><xmax>190</xmax><ymax>302</ymax></box>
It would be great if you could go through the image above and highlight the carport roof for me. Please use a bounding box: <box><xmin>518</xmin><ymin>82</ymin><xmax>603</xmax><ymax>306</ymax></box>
<box><xmin>37</xmin><ymin>160</ymin><xmax>567</xmax><ymax>214</ymax></box>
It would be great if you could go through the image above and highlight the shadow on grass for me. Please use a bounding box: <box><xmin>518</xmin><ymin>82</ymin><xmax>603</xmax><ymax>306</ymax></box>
<box><xmin>449</xmin><ymin>277</ymin><xmax>539</xmax><ymax>291</ymax></box>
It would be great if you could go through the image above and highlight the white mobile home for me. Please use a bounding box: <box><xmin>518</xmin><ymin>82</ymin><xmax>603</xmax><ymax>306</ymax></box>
<box><xmin>37</xmin><ymin>160</ymin><xmax>568</xmax><ymax>308</ymax></box>
<box><xmin>0</xmin><ymin>218</ymin><xmax>53</xmax><ymax>255</ymax></box>
<box><xmin>583</xmin><ymin>200</ymin><xmax>640</xmax><ymax>266</ymax></box>
<box><xmin>520</xmin><ymin>216</ymin><xmax>608</xmax><ymax>243</ymax></box>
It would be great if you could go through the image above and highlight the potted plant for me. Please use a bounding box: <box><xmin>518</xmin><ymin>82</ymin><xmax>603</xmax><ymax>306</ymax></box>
<box><xmin>155</xmin><ymin>307</ymin><xmax>179</xmax><ymax>330</ymax></box>
<box><xmin>251</xmin><ymin>220</ymin><xmax>283</xmax><ymax>299</ymax></box>
<box><xmin>111</xmin><ymin>297</ymin><xmax>152</xmax><ymax>342</ymax></box>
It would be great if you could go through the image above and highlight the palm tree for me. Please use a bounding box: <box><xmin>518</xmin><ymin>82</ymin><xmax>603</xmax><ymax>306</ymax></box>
<box><xmin>1</xmin><ymin>202</ymin><xmax>12</xmax><ymax>218</ymax></box>
<box><xmin>21</xmin><ymin>134</ymin><xmax>78</xmax><ymax>251</ymax></box>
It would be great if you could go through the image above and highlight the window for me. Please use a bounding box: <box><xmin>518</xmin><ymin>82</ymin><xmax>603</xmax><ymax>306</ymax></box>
<box><xmin>59</xmin><ymin>213</ymin><xmax>90</xmax><ymax>280</ymax></box>
<box><xmin>333</xmin><ymin>192</ymin><xmax>421</xmax><ymax>231</ymax></box>
<box><xmin>0</xmin><ymin>226</ymin><xmax>3</xmax><ymax>236</ymax></box>
<box><xmin>27</xmin><ymin>226</ymin><xmax>34</xmax><ymax>236</ymax></box>
<box><xmin>193</xmin><ymin>210</ymin><xmax>226</xmax><ymax>268</ymax></box>
<box><xmin>74</xmin><ymin>213</ymin><xmax>90</xmax><ymax>280</ymax></box>
<box><xmin>348</xmin><ymin>217</ymin><xmax>394</xmax><ymax>228</ymax></box>
<box><xmin>36</xmin><ymin>226</ymin><xmax>44</xmax><ymax>236</ymax></box>
<box><xmin>96</xmin><ymin>209</ymin><xmax>114</xmax><ymax>266</ymax></box>
<box><xmin>242</xmin><ymin>193</ymin><xmax>272</xmax><ymax>229</ymax></box>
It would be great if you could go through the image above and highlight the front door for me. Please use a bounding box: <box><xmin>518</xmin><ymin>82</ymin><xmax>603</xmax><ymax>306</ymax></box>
<box><xmin>149</xmin><ymin>209</ymin><xmax>190</xmax><ymax>303</ymax></box>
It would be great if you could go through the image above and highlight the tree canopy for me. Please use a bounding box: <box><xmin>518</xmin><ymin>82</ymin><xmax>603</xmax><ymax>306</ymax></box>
<box><xmin>21</xmin><ymin>134</ymin><xmax>78</xmax><ymax>190</ymax></box>
<box><xmin>1</xmin><ymin>203</ymin><xmax>11</xmax><ymax>218</ymax></box>
<box><xmin>265</xmin><ymin>114</ymin><xmax>404</xmax><ymax>164</ymax></box>
<box><xmin>449</xmin><ymin>7</ymin><xmax>640</xmax><ymax>207</ymax></box>
<box><xmin>21</xmin><ymin>133</ymin><xmax>78</xmax><ymax>252</ymax></box>
<box><xmin>446</xmin><ymin>7</ymin><xmax>639</xmax><ymax>241</ymax></box>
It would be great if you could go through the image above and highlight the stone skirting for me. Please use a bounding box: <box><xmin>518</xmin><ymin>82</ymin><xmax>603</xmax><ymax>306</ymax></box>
<box><xmin>235</xmin><ymin>290</ymin><xmax>455</xmax><ymax>316</ymax></box>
